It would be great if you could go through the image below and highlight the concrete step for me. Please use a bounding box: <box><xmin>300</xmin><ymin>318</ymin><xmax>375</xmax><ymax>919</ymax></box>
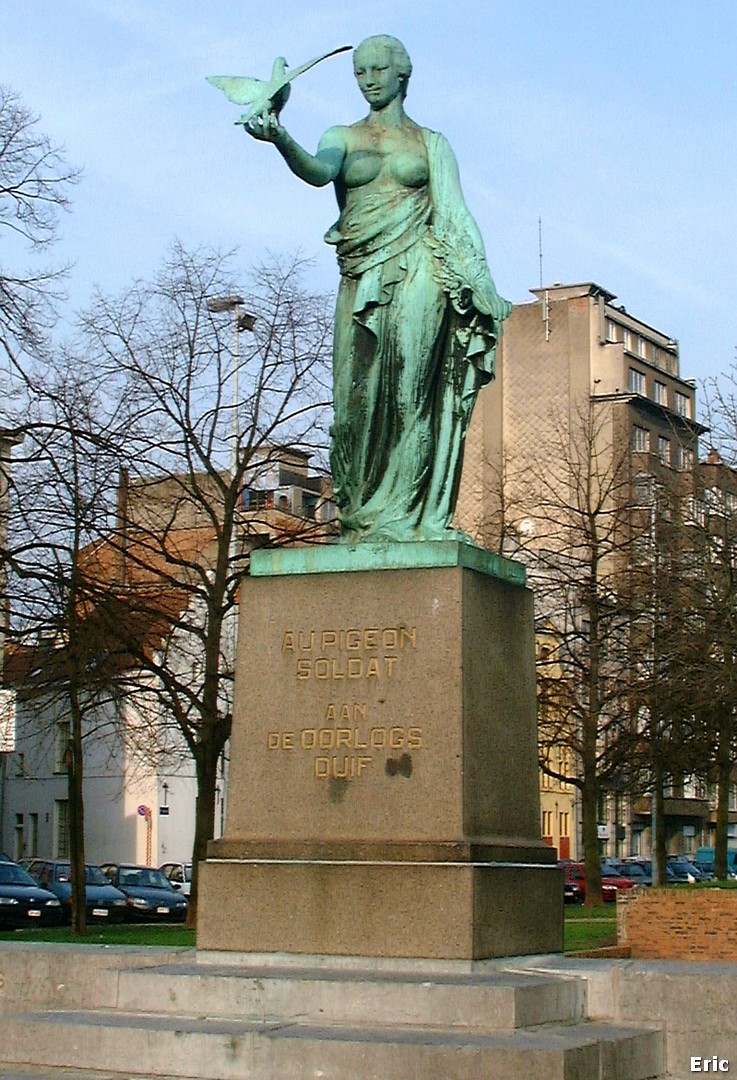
<box><xmin>116</xmin><ymin>960</ymin><xmax>585</xmax><ymax>1031</ymax></box>
<box><xmin>1</xmin><ymin>1009</ymin><xmax>665</xmax><ymax>1080</ymax></box>
<box><xmin>0</xmin><ymin>1069</ymin><xmax>188</xmax><ymax>1080</ymax></box>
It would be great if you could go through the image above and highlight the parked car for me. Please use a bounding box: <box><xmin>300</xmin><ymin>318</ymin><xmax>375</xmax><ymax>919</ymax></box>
<box><xmin>159</xmin><ymin>861</ymin><xmax>192</xmax><ymax>898</ymax></box>
<box><xmin>559</xmin><ymin>860</ymin><xmax>637</xmax><ymax>903</ymax></box>
<box><xmin>559</xmin><ymin>861</ymin><xmax>586</xmax><ymax>902</ymax></box>
<box><xmin>100</xmin><ymin>863</ymin><xmax>188</xmax><ymax>922</ymax></box>
<box><xmin>563</xmin><ymin>876</ymin><xmax>584</xmax><ymax>904</ymax></box>
<box><xmin>614</xmin><ymin>860</ymin><xmax>653</xmax><ymax>886</ymax></box>
<box><xmin>600</xmin><ymin>864</ymin><xmax>638</xmax><ymax>899</ymax></box>
<box><xmin>666</xmin><ymin>858</ymin><xmax>703</xmax><ymax>884</ymax></box>
<box><xmin>30</xmin><ymin>860</ymin><xmax>127</xmax><ymax>924</ymax></box>
<box><xmin>18</xmin><ymin>857</ymin><xmax>44</xmax><ymax>878</ymax></box>
<box><xmin>0</xmin><ymin>860</ymin><xmax>63</xmax><ymax>928</ymax></box>
<box><xmin>620</xmin><ymin>858</ymin><xmax>695</xmax><ymax>885</ymax></box>
<box><xmin>693</xmin><ymin>847</ymin><xmax>737</xmax><ymax>879</ymax></box>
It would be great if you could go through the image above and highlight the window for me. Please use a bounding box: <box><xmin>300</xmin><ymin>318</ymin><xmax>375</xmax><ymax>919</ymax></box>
<box><xmin>541</xmin><ymin>751</ymin><xmax>552</xmax><ymax>789</ymax></box>
<box><xmin>654</xmin><ymin>381</ymin><xmax>667</xmax><ymax>406</ymax></box>
<box><xmin>687</xmin><ymin>496</ymin><xmax>706</xmax><ymax>527</ymax></box>
<box><xmin>54</xmin><ymin>800</ymin><xmax>69</xmax><ymax>858</ymax></box>
<box><xmin>634</xmin><ymin>533</ymin><xmax>652</xmax><ymax>562</ymax></box>
<box><xmin>560</xmin><ymin>811</ymin><xmax>570</xmax><ymax>837</ymax></box>
<box><xmin>636</xmin><ymin>336</ymin><xmax>647</xmax><ymax>359</ymax></box>
<box><xmin>243</xmin><ymin>488</ymin><xmax>272</xmax><ymax>511</ymax></box>
<box><xmin>14</xmin><ymin>813</ymin><xmax>23</xmax><ymax>861</ymax></box>
<box><xmin>628</xmin><ymin>368</ymin><xmax>646</xmax><ymax>394</ymax></box>
<box><xmin>634</xmin><ymin>473</ymin><xmax>655</xmax><ymax>505</ymax></box>
<box><xmin>623</xmin><ymin>329</ymin><xmax>633</xmax><ymax>352</ymax></box>
<box><xmin>658</xmin><ymin>436</ymin><xmax>671</xmax><ymax>466</ymax></box>
<box><xmin>542</xmin><ymin>810</ymin><xmax>553</xmax><ymax>837</ymax></box>
<box><xmin>674</xmin><ymin>391</ymin><xmax>691</xmax><ymax>418</ymax></box>
<box><xmin>28</xmin><ymin>813</ymin><xmax>38</xmax><ymax>858</ymax></box>
<box><xmin>632</xmin><ymin>426</ymin><xmax>650</xmax><ymax>453</ymax></box>
<box><xmin>559</xmin><ymin>747</ymin><xmax>573</xmax><ymax>785</ymax></box>
<box><xmin>302</xmin><ymin>492</ymin><xmax>318</xmax><ymax>519</ymax></box>
<box><xmin>705</xmin><ymin>487</ymin><xmax>726</xmax><ymax>517</ymax></box>
<box><xmin>694</xmin><ymin>777</ymin><xmax>708</xmax><ymax>801</ymax></box>
<box><xmin>54</xmin><ymin>720</ymin><xmax>71</xmax><ymax>773</ymax></box>
<box><xmin>605</xmin><ymin>319</ymin><xmax>621</xmax><ymax>343</ymax></box>
<box><xmin>677</xmin><ymin>445</ymin><xmax>694</xmax><ymax>471</ymax></box>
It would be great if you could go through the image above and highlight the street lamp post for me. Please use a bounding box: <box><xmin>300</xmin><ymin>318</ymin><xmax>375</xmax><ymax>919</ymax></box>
<box><xmin>206</xmin><ymin>295</ymin><xmax>256</xmax><ymax>693</ymax></box>
<box><xmin>206</xmin><ymin>295</ymin><xmax>256</xmax><ymax>483</ymax></box>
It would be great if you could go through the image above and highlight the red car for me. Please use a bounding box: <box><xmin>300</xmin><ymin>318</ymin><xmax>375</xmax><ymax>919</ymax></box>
<box><xmin>559</xmin><ymin>861</ymin><xmax>637</xmax><ymax>902</ymax></box>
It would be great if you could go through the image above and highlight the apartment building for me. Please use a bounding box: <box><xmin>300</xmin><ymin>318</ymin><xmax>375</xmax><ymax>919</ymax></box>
<box><xmin>458</xmin><ymin>282</ymin><xmax>704</xmax><ymax>548</ymax></box>
<box><xmin>456</xmin><ymin>283</ymin><xmax>708</xmax><ymax>861</ymax></box>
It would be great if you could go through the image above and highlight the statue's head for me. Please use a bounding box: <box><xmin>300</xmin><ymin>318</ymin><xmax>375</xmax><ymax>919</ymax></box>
<box><xmin>354</xmin><ymin>35</ymin><xmax>412</xmax><ymax>101</ymax></box>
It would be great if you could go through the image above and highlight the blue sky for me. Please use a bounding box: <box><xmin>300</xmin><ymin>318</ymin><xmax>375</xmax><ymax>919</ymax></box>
<box><xmin>4</xmin><ymin>1</ymin><xmax>736</xmax><ymax>403</ymax></box>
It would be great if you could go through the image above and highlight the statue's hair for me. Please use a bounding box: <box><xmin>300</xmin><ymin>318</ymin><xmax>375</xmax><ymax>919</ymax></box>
<box><xmin>354</xmin><ymin>35</ymin><xmax>412</xmax><ymax>98</ymax></box>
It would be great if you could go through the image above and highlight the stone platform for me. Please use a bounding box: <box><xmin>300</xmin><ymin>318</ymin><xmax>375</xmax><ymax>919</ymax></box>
<box><xmin>0</xmin><ymin>944</ymin><xmax>666</xmax><ymax>1079</ymax></box>
<box><xmin>198</xmin><ymin>541</ymin><xmax>562</xmax><ymax>959</ymax></box>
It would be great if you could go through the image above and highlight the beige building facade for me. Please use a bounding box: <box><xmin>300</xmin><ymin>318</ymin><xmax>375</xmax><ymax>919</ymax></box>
<box><xmin>456</xmin><ymin>283</ymin><xmax>706</xmax><ymax>861</ymax></box>
<box><xmin>457</xmin><ymin>282</ymin><xmax>702</xmax><ymax>550</ymax></box>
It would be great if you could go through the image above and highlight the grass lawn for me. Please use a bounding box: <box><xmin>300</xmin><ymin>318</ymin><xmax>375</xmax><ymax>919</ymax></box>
<box><xmin>1</xmin><ymin>909</ymin><xmax>615</xmax><ymax>954</ymax></box>
<box><xmin>564</xmin><ymin>904</ymin><xmax>617</xmax><ymax>953</ymax></box>
<box><xmin>0</xmin><ymin>923</ymin><xmax>195</xmax><ymax>947</ymax></box>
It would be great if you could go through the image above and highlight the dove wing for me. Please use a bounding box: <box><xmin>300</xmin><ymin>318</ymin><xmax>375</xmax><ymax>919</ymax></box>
<box><xmin>206</xmin><ymin>75</ymin><xmax>265</xmax><ymax>107</ymax></box>
<box><xmin>279</xmin><ymin>44</ymin><xmax>352</xmax><ymax>87</ymax></box>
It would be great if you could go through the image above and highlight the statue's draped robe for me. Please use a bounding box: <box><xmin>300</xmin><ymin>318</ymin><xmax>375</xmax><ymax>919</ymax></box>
<box><xmin>327</xmin><ymin>128</ymin><xmax>502</xmax><ymax>541</ymax></box>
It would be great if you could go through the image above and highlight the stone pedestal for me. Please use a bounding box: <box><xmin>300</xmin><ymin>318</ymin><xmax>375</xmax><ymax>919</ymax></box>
<box><xmin>198</xmin><ymin>541</ymin><xmax>562</xmax><ymax>959</ymax></box>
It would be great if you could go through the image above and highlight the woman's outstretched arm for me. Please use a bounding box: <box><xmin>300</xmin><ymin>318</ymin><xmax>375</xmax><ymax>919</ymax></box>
<box><xmin>245</xmin><ymin>113</ymin><xmax>346</xmax><ymax>188</ymax></box>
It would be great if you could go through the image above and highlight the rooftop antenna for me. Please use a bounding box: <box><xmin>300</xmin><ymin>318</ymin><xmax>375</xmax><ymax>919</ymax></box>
<box><xmin>539</xmin><ymin>216</ymin><xmax>551</xmax><ymax>340</ymax></box>
<box><xmin>538</xmin><ymin>215</ymin><xmax>543</xmax><ymax>289</ymax></box>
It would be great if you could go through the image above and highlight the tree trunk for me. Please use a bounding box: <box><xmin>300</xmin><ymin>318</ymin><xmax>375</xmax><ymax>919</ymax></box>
<box><xmin>581</xmin><ymin>772</ymin><xmax>602</xmax><ymax>907</ymax></box>
<box><xmin>583</xmin><ymin>591</ymin><xmax>603</xmax><ymax>907</ymax></box>
<box><xmin>714</xmin><ymin>709</ymin><xmax>733</xmax><ymax>881</ymax></box>
<box><xmin>186</xmin><ymin>739</ymin><xmax>219</xmax><ymax>927</ymax></box>
<box><xmin>68</xmin><ymin>689</ymin><xmax>86</xmax><ymax>935</ymax></box>
<box><xmin>653</xmin><ymin>758</ymin><xmax>667</xmax><ymax>886</ymax></box>
<box><xmin>581</xmin><ymin>694</ymin><xmax>602</xmax><ymax>906</ymax></box>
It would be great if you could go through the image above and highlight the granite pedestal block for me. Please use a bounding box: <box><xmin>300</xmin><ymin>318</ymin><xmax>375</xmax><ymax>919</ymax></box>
<box><xmin>199</xmin><ymin>542</ymin><xmax>562</xmax><ymax>959</ymax></box>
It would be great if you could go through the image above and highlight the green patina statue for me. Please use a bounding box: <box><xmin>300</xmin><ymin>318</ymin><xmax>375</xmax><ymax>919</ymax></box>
<box><xmin>239</xmin><ymin>35</ymin><xmax>511</xmax><ymax>542</ymax></box>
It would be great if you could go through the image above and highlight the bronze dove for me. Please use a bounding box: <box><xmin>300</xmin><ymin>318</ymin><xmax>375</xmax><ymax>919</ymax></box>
<box><xmin>207</xmin><ymin>45</ymin><xmax>352</xmax><ymax>127</ymax></box>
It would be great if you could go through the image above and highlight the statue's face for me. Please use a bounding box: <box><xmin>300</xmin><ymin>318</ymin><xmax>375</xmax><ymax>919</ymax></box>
<box><xmin>353</xmin><ymin>42</ymin><xmax>403</xmax><ymax>109</ymax></box>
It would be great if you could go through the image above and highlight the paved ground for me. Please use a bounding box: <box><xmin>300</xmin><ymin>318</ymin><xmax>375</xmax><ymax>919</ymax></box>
<box><xmin>0</xmin><ymin>1070</ymin><xmax>189</xmax><ymax>1080</ymax></box>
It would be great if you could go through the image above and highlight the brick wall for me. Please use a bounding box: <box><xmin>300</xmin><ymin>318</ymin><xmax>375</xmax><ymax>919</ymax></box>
<box><xmin>618</xmin><ymin>887</ymin><xmax>737</xmax><ymax>961</ymax></box>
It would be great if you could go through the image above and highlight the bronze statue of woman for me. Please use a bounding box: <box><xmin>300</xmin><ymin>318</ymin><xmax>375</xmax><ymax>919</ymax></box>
<box><xmin>245</xmin><ymin>34</ymin><xmax>510</xmax><ymax>542</ymax></box>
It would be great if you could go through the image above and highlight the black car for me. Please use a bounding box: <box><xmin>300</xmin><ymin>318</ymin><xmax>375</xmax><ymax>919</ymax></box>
<box><xmin>32</xmin><ymin>860</ymin><xmax>128</xmax><ymax>923</ymax></box>
<box><xmin>101</xmin><ymin>863</ymin><xmax>188</xmax><ymax>922</ymax></box>
<box><xmin>0</xmin><ymin>860</ymin><xmax>64</xmax><ymax>927</ymax></box>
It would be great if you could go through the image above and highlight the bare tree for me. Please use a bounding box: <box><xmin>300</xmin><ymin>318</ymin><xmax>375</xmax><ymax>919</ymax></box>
<box><xmin>77</xmin><ymin>244</ymin><xmax>333</xmax><ymax>922</ymax></box>
<box><xmin>670</xmin><ymin>371</ymin><xmax>737</xmax><ymax>880</ymax></box>
<box><xmin>493</xmin><ymin>396</ymin><xmax>646</xmax><ymax>905</ymax></box>
<box><xmin>5</xmin><ymin>351</ymin><xmax>130</xmax><ymax>932</ymax></box>
<box><xmin>0</xmin><ymin>85</ymin><xmax>80</xmax><ymax>370</ymax></box>
<box><xmin>624</xmin><ymin>465</ymin><xmax>711</xmax><ymax>884</ymax></box>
